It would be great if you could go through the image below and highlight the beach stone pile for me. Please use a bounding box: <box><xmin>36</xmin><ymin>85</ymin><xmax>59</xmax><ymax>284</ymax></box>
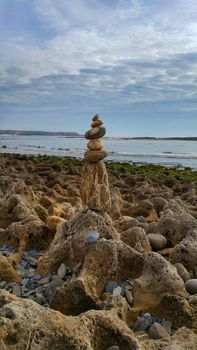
<box><xmin>80</xmin><ymin>114</ymin><xmax>111</xmax><ymax>212</ymax></box>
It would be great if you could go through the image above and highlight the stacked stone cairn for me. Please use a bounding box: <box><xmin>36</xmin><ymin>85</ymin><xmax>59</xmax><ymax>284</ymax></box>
<box><xmin>80</xmin><ymin>114</ymin><xmax>111</xmax><ymax>212</ymax></box>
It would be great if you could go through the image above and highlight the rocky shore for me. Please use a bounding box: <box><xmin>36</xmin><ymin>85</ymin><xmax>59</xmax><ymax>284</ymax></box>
<box><xmin>0</xmin><ymin>152</ymin><xmax>197</xmax><ymax>349</ymax></box>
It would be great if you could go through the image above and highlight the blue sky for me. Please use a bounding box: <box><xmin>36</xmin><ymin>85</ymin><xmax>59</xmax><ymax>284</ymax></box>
<box><xmin>0</xmin><ymin>0</ymin><xmax>197</xmax><ymax>136</ymax></box>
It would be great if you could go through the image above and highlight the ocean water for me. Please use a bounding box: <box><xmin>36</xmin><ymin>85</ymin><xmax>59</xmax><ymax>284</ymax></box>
<box><xmin>0</xmin><ymin>134</ymin><xmax>197</xmax><ymax>169</ymax></box>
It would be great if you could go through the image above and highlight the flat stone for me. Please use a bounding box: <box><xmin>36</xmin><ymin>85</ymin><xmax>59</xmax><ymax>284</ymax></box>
<box><xmin>33</xmin><ymin>274</ymin><xmax>42</xmax><ymax>281</ymax></box>
<box><xmin>125</xmin><ymin>289</ymin><xmax>133</xmax><ymax>305</ymax></box>
<box><xmin>84</xmin><ymin>231</ymin><xmax>99</xmax><ymax>244</ymax></box>
<box><xmin>57</xmin><ymin>263</ymin><xmax>67</xmax><ymax>279</ymax></box>
<box><xmin>92</xmin><ymin>114</ymin><xmax>100</xmax><ymax>121</ymax></box>
<box><xmin>39</xmin><ymin>275</ymin><xmax>51</xmax><ymax>285</ymax></box>
<box><xmin>13</xmin><ymin>285</ymin><xmax>21</xmax><ymax>297</ymax></box>
<box><xmin>107</xmin><ymin>346</ymin><xmax>120</xmax><ymax>350</ymax></box>
<box><xmin>23</xmin><ymin>289</ymin><xmax>37</xmax><ymax>297</ymax></box>
<box><xmin>112</xmin><ymin>286</ymin><xmax>122</xmax><ymax>296</ymax></box>
<box><xmin>84</xmin><ymin>150</ymin><xmax>108</xmax><ymax>162</ymax></box>
<box><xmin>147</xmin><ymin>233</ymin><xmax>167</xmax><ymax>251</ymax></box>
<box><xmin>149</xmin><ymin>322</ymin><xmax>170</xmax><ymax>339</ymax></box>
<box><xmin>91</xmin><ymin>120</ymin><xmax>103</xmax><ymax>128</ymax></box>
<box><xmin>185</xmin><ymin>279</ymin><xmax>197</xmax><ymax>295</ymax></box>
<box><xmin>85</xmin><ymin>126</ymin><xmax>106</xmax><ymax>140</ymax></box>
<box><xmin>87</xmin><ymin>139</ymin><xmax>103</xmax><ymax>151</ymax></box>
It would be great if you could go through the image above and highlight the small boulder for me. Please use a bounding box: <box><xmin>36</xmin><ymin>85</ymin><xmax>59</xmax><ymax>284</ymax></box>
<box><xmin>147</xmin><ymin>233</ymin><xmax>167</xmax><ymax>251</ymax></box>
<box><xmin>149</xmin><ymin>322</ymin><xmax>170</xmax><ymax>339</ymax></box>
<box><xmin>185</xmin><ymin>279</ymin><xmax>197</xmax><ymax>295</ymax></box>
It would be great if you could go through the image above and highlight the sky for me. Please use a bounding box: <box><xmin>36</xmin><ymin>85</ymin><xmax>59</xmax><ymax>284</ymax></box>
<box><xmin>0</xmin><ymin>0</ymin><xmax>197</xmax><ymax>136</ymax></box>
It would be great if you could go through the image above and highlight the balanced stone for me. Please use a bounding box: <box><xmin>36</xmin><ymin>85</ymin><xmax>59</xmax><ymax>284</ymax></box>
<box><xmin>87</xmin><ymin>139</ymin><xmax>103</xmax><ymax>151</ymax></box>
<box><xmin>92</xmin><ymin>114</ymin><xmax>100</xmax><ymax>121</ymax></box>
<box><xmin>185</xmin><ymin>279</ymin><xmax>197</xmax><ymax>294</ymax></box>
<box><xmin>91</xmin><ymin>119</ymin><xmax>103</xmax><ymax>128</ymax></box>
<box><xmin>147</xmin><ymin>233</ymin><xmax>167</xmax><ymax>251</ymax></box>
<box><xmin>84</xmin><ymin>150</ymin><xmax>108</xmax><ymax>162</ymax></box>
<box><xmin>85</xmin><ymin>126</ymin><xmax>106</xmax><ymax>140</ymax></box>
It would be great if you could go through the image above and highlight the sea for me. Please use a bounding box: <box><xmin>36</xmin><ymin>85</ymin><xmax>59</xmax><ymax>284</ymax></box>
<box><xmin>0</xmin><ymin>134</ymin><xmax>197</xmax><ymax>169</ymax></box>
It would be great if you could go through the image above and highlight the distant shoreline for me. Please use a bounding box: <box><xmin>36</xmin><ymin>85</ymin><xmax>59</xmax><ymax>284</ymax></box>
<box><xmin>0</xmin><ymin>130</ymin><xmax>196</xmax><ymax>141</ymax></box>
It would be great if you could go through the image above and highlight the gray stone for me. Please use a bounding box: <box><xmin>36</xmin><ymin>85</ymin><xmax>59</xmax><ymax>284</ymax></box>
<box><xmin>39</xmin><ymin>275</ymin><xmax>51</xmax><ymax>285</ymax></box>
<box><xmin>133</xmin><ymin>313</ymin><xmax>153</xmax><ymax>331</ymax></box>
<box><xmin>23</xmin><ymin>289</ymin><xmax>37</xmax><ymax>297</ymax></box>
<box><xmin>84</xmin><ymin>231</ymin><xmax>99</xmax><ymax>244</ymax></box>
<box><xmin>149</xmin><ymin>322</ymin><xmax>170</xmax><ymax>339</ymax></box>
<box><xmin>57</xmin><ymin>263</ymin><xmax>66</xmax><ymax>279</ymax></box>
<box><xmin>185</xmin><ymin>279</ymin><xmax>197</xmax><ymax>295</ymax></box>
<box><xmin>33</xmin><ymin>274</ymin><xmax>41</xmax><ymax>281</ymax></box>
<box><xmin>22</xmin><ymin>278</ymin><xmax>29</xmax><ymax>287</ymax></box>
<box><xmin>147</xmin><ymin>233</ymin><xmax>167</xmax><ymax>251</ymax></box>
<box><xmin>13</xmin><ymin>285</ymin><xmax>21</xmax><ymax>297</ymax></box>
<box><xmin>105</xmin><ymin>281</ymin><xmax>119</xmax><ymax>293</ymax></box>
<box><xmin>107</xmin><ymin>346</ymin><xmax>120</xmax><ymax>350</ymax></box>
<box><xmin>125</xmin><ymin>289</ymin><xmax>133</xmax><ymax>305</ymax></box>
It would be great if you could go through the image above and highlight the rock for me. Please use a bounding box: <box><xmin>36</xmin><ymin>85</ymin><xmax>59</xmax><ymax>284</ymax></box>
<box><xmin>92</xmin><ymin>113</ymin><xmax>100</xmax><ymax>121</ymax></box>
<box><xmin>80</xmin><ymin>161</ymin><xmax>111</xmax><ymax>212</ymax></box>
<box><xmin>185</xmin><ymin>279</ymin><xmax>197</xmax><ymax>295</ymax></box>
<box><xmin>133</xmin><ymin>313</ymin><xmax>153</xmax><ymax>331</ymax></box>
<box><xmin>105</xmin><ymin>281</ymin><xmax>119</xmax><ymax>293</ymax></box>
<box><xmin>107</xmin><ymin>346</ymin><xmax>120</xmax><ymax>350</ymax></box>
<box><xmin>162</xmin><ymin>320</ymin><xmax>172</xmax><ymax>335</ymax></box>
<box><xmin>85</xmin><ymin>126</ymin><xmax>106</xmax><ymax>140</ymax></box>
<box><xmin>84</xmin><ymin>149</ymin><xmax>108</xmax><ymax>162</ymax></box>
<box><xmin>47</xmin><ymin>216</ymin><xmax>66</xmax><ymax>232</ymax></box>
<box><xmin>147</xmin><ymin>233</ymin><xmax>167</xmax><ymax>251</ymax></box>
<box><xmin>149</xmin><ymin>322</ymin><xmax>170</xmax><ymax>339</ymax></box>
<box><xmin>91</xmin><ymin>119</ymin><xmax>103</xmax><ymax>127</ymax></box>
<box><xmin>113</xmin><ymin>286</ymin><xmax>122</xmax><ymax>296</ymax></box>
<box><xmin>57</xmin><ymin>263</ymin><xmax>67</xmax><ymax>279</ymax></box>
<box><xmin>121</xmin><ymin>227</ymin><xmax>151</xmax><ymax>253</ymax></box>
<box><xmin>0</xmin><ymin>256</ymin><xmax>21</xmax><ymax>284</ymax></box>
<box><xmin>125</xmin><ymin>290</ymin><xmax>133</xmax><ymax>305</ymax></box>
<box><xmin>0</xmin><ymin>289</ymin><xmax>140</xmax><ymax>349</ymax></box>
<box><xmin>133</xmin><ymin>252</ymin><xmax>186</xmax><ymax>312</ymax></box>
<box><xmin>13</xmin><ymin>285</ymin><xmax>21</xmax><ymax>297</ymax></box>
<box><xmin>174</xmin><ymin>263</ymin><xmax>190</xmax><ymax>282</ymax></box>
<box><xmin>84</xmin><ymin>231</ymin><xmax>100</xmax><ymax>244</ymax></box>
<box><xmin>39</xmin><ymin>275</ymin><xmax>51</xmax><ymax>285</ymax></box>
<box><xmin>136</xmin><ymin>216</ymin><xmax>145</xmax><ymax>222</ymax></box>
<box><xmin>87</xmin><ymin>139</ymin><xmax>103</xmax><ymax>150</ymax></box>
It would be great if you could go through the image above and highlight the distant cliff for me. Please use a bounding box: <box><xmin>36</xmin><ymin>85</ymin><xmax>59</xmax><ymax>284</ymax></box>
<box><xmin>0</xmin><ymin>130</ymin><xmax>81</xmax><ymax>136</ymax></box>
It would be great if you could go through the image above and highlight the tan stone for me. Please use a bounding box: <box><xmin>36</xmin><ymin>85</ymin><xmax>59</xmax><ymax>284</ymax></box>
<box><xmin>0</xmin><ymin>256</ymin><xmax>21</xmax><ymax>283</ymax></box>
<box><xmin>87</xmin><ymin>139</ymin><xmax>103</xmax><ymax>150</ymax></box>
<box><xmin>84</xmin><ymin>150</ymin><xmax>108</xmax><ymax>162</ymax></box>
<box><xmin>91</xmin><ymin>119</ymin><xmax>103</xmax><ymax>127</ymax></box>
<box><xmin>80</xmin><ymin>161</ymin><xmax>111</xmax><ymax>211</ymax></box>
<box><xmin>85</xmin><ymin>126</ymin><xmax>106</xmax><ymax>140</ymax></box>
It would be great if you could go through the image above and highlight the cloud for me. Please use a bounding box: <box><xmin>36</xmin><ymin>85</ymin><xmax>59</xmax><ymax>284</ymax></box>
<box><xmin>0</xmin><ymin>0</ymin><xmax>197</xmax><ymax>109</ymax></box>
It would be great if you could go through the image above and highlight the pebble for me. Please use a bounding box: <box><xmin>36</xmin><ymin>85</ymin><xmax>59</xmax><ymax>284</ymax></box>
<box><xmin>112</xmin><ymin>286</ymin><xmax>122</xmax><ymax>296</ymax></box>
<box><xmin>57</xmin><ymin>263</ymin><xmax>67</xmax><ymax>279</ymax></box>
<box><xmin>106</xmin><ymin>346</ymin><xmax>120</xmax><ymax>350</ymax></box>
<box><xmin>136</xmin><ymin>216</ymin><xmax>145</xmax><ymax>222</ymax></box>
<box><xmin>133</xmin><ymin>313</ymin><xmax>153</xmax><ymax>331</ymax></box>
<box><xmin>174</xmin><ymin>263</ymin><xmax>190</xmax><ymax>282</ymax></box>
<box><xmin>39</xmin><ymin>275</ymin><xmax>51</xmax><ymax>285</ymax></box>
<box><xmin>162</xmin><ymin>320</ymin><xmax>172</xmax><ymax>335</ymax></box>
<box><xmin>149</xmin><ymin>322</ymin><xmax>170</xmax><ymax>339</ymax></box>
<box><xmin>105</xmin><ymin>281</ymin><xmax>119</xmax><ymax>293</ymax></box>
<box><xmin>125</xmin><ymin>289</ymin><xmax>133</xmax><ymax>305</ymax></box>
<box><xmin>147</xmin><ymin>233</ymin><xmax>167</xmax><ymax>251</ymax></box>
<box><xmin>185</xmin><ymin>279</ymin><xmax>197</xmax><ymax>295</ymax></box>
<box><xmin>84</xmin><ymin>231</ymin><xmax>100</xmax><ymax>244</ymax></box>
<box><xmin>13</xmin><ymin>285</ymin><xmax>21</xmax><ymax>297</ymax></box>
